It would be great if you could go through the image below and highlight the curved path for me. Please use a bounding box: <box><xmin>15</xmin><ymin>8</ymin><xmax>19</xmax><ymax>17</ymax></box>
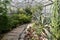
<box><xmin>18</xmin><ymin>23</ymin><xmax>34</xmax><ymax>40</ymax></box>
<box><xmin>1</xmin><ymin>24</ymin><xmax>28</xmax><ymax>40</ymax></box>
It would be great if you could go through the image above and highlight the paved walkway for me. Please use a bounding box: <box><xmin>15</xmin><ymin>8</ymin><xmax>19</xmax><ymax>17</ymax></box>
<box><xmin>1</xmin><ymin>24</ymin><xmax>28</xmax><ymax>40</ymax></box>
<box><xmin>18</xmin><ymin>23</ymin><xmax>34</xmax><ymax>40</ymax></box>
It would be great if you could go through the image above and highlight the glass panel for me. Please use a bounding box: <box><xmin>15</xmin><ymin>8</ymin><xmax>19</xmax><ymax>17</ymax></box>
<box><xmin>12</xmin><ymin>0</ymin><xmax>53</xmax><ymax>6</ymax></box>
<box><xmin>11</xmin><ymin>0</ymin><xmax>53</xmax><ymax>17</ymax></box>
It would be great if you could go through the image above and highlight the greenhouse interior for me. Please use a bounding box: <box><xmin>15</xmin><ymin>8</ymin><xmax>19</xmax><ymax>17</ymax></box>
<box><xmin>0</xmin><ymin>0</ymin><xmax>60</xmax><ymax>40</ymax></box>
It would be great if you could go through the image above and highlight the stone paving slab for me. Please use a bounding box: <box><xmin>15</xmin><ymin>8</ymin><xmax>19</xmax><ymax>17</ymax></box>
<box><xmin>1</xmin><ymin>24</ymin><xmax>28</xmax><ymax>40</ymax></box>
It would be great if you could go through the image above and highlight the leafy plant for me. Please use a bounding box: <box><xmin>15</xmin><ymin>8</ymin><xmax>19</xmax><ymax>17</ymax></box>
<box><xmin>18</xmin><ymin>14</ymin><xmax>32</xmax><ymax>24</ymax></box>
<box><xmin>51</xmin><ymin>0</ymin><xmax>60</xmax><ymax>40</ymax></box>
<box><xmin>25</xmin><ymin>7</ymin><xmax>32</xmax><ymax>15</ymax></box>
<box><xmin>0</xmin><ymin>0</ymin><xmax>11</xmax><ymax>33</ymax></box>
<box><xmin>0</xmin><ymin>15</ymin><xmax>9</xmax><ymax>33</ymax></box>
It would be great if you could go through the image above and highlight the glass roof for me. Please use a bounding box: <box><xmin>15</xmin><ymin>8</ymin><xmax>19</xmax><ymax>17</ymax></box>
<box><xmin>11</xmin><ymin>0</ymin><xmax>53</xmax><ymax>7</ymax></box>
<box><xmin>11</xmin><ymin>0</ymin><xmax>53</xmax><ymax>17</ymax></box>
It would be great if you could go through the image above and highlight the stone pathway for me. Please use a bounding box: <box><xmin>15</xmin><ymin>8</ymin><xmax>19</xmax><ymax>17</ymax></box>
<box><xmin>1</xmin><ymin>24</ymin><xmax>28</xmax><ymax>40</ymax></box>
<box><xmin>18</xmin><ymin>23</ymin><xmax>34</xmax><ymax>40</ymax></box>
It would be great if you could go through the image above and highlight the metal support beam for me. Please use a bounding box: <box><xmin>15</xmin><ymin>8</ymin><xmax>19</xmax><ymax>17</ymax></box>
<box><xmin>49</xmin><ymin>0</ymin><xmax>53</xmax><ymax>2</ymax></box>
<box><xmin>44</xmin><ymin>2</ymin><xmax>53</xmax><ymax>7</ymax></box>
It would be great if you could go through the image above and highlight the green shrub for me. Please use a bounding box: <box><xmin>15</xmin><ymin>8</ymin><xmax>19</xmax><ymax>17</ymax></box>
<box><xmin>18</xmin><ymin>14</ymin><xmax>32</xmax><ymax>24</ymax></box>
<box><xmin>8</xmin><ymin>14</ymin><xmax>19</xmax><ymax>28</ymax></box>
<box><xmin>0</xmin><ymin>13</ymin><xmax>32</xmax><ymax>33</ymax></box>
<box><xmin>24</xmin><ymin>7</ymin><xmax>32</xmax><ymax>15</ymax></box>
<box><xmin>0</xmin><ymin>15</ymin><xmax>9</xmax><ymax>33</ymax></box>
<box><xmin>8</xmin><ymin>13</ymin><xmax>32</xmax><ymax>28</ymax></box>
<box><xmin>0</xmin><ymin>14</ymin><xmax>19</xmax><ymax>33</ymax></box>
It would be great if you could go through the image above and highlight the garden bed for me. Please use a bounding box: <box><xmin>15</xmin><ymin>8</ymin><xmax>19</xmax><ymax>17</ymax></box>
<box><xmin>23</xmin><ymin>23</ymin><xmax>48</xmax><ymax>40</ymax></box>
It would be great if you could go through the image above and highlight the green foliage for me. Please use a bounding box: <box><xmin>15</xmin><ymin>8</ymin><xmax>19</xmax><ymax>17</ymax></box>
<box><xmin>32</xmin><ymin>23</ymin><xmax>43</xmax><ymax>35</ymax></box>
<box><xmin>31</xmin><ymin>4</ymin><xmax>44</xmax><ymax>36</ymax></box>
<box><xmin>18</xmin><ymin>8</ymin><xmax>25</xmax><ymax>14</ymax></box>
<box><xmin>0</xmin><ymin>0</ymin><xmax>11</xmax><ymax>33</ymax></box>
<box><xmin>18</xmin><ymin>14</ymin><xmax>32</xmax><ymax>24</ymax></box>
<box><xmin>31</xmin><ymin>4</ymin><xmax>43</xmax><ymax>24</ymax></box>
<box><xmin>8</xmin><ymin>14</ymin><xmax>19</xmax><ymax>28</ymax></box>
<box><xmin>0</xmin><ymin>0</ymin><xmax>11</xmax><ymax>14</ymax></box>
<box><xmin>10</xmin><ymin>13</ymin><xmax>32</xmax><ymax>25</ymax></box>
<box><xmin>51</xmin><ymin>0</ymin><xmax>60</xmax><ymax>40</ymax></box>
<box><xmin>31</xmin><ymin>4</ymin><xmax>43</xmax><ymax>13</ymax></box>
<box><xmin>8</xmin><ymin>13</ymin><xmax>32</xmax><ymax>28</ymax></box>
<box><xmin>25</xmin><ymin>7</ymin><xmax>32</xmax><ymax>15</ymax></box>
<box><xmin>0</xmin><ymin>0</ymin><xmax>32</xmax><ymax>33</ymax></box>
<box><xmin>0</xmin><ymin>15</ymin><xmax>9</xmax><ymax>33</ymax></box>
<box><xmin>18</xmin><ymin>7</ymin><xmax>32</xmax><ymax>16</ymax></box>
<box><xmin>0</xmin><ymin>13</ymin><xmax>32</xmax><ymax>33</ymax></box>
<box><xmin>43</xmin><ymin>17</ymin><xmax>51</xmax><ymax>25</ymax></box>
<box><xmin>0</xmin><ymin>1</ymin><xmax>32</xmax><ymax>33</ymax></box>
